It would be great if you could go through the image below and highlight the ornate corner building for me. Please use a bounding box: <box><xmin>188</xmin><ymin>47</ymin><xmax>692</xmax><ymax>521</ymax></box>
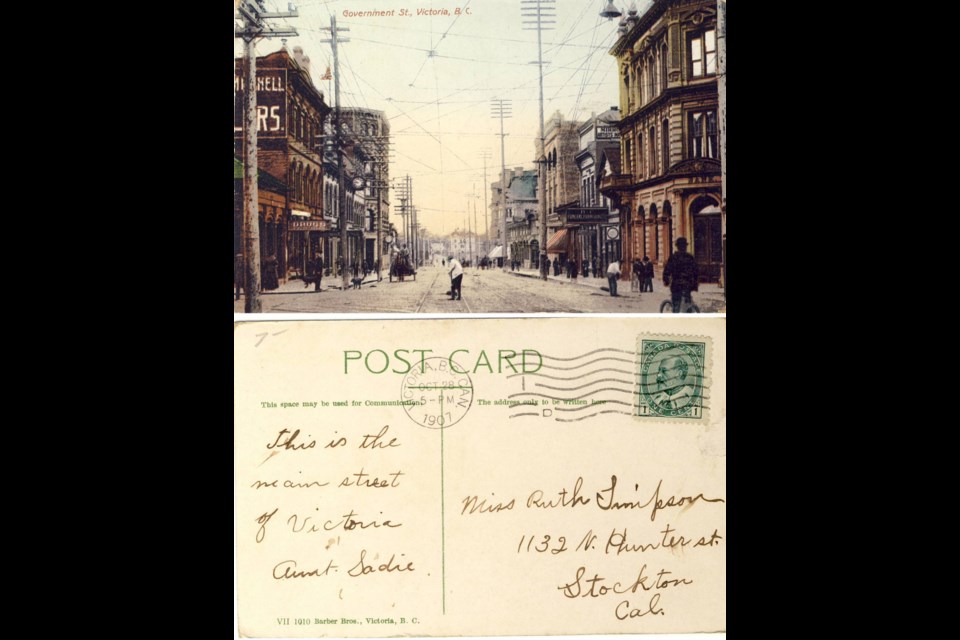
<box><xmin>600</xmin><ymin>0</ymin><xmax>723</xmax><ymax>283</ymax></box>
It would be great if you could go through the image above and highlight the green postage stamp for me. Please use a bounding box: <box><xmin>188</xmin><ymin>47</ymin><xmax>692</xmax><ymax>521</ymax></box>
<box><xmin>636</xmin><ymin>334</ymin><xmax>712</xmax><ymax>423</ymax></box>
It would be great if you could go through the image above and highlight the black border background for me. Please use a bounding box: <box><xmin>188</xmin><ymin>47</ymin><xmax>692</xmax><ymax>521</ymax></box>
<box><xmin>119</xmin><ymin>1</ymin><xmax>818</xmax><ymax>635</ymax></box>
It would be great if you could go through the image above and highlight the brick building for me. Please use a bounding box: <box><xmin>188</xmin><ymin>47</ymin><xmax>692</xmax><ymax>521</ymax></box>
<box><xmin>339</xmin><ymin>108</ymin><xmax>391</xmax><ymax>270</ymax></box>
<box><xmin>599</xmin><ymin>1</ymin><xmax>723</xmax><ymax>282</ymax></box>
<box><xmin>540</xmin><ymin>111</ymin><xmax>585</xmax><ymax>267</ymax></box>
<box><xmin>505</xmin><ymin>169</ymin><xmax>539</xmax><ymax>268</ymax></box>
<box><xmin>234</xmin><ymin>46</ymin><xmax>331</xmax><ymax>281</ymax></box>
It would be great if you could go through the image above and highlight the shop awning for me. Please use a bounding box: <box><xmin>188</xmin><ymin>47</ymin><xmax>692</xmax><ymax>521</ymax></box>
<box><xmin>291</xmin><ymin>209</ymin><xmax>311</xmax><ymax>217</ymax></box>
<box><xmin>487</xmin><ymin>245</ymin><xmax>503</xmax><ymax>259</ymax></box>
<box><xmin>546</xmin><ymin>228</ymin><xmax>570</xmax><ymax>253</ymax></box>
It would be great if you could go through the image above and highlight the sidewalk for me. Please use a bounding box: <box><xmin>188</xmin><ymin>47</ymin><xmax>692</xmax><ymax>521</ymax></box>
<box><xmin>505</xmin><ymin>267</ymin><xmax>726</xmax><ymax>312</ymax></box>
<box><xmin>233</xmin><ymin>272</ymin><xmax>387</xmax><ymax>310</ymax></box>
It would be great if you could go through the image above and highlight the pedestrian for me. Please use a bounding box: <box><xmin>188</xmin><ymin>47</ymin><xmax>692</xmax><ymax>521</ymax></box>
<box><xmin>582</xmin><ymin>259</ymin><xmax>589</xmax><ymax>278</ymax></box>
<box><xmin>571</xmin><ymin>258</ymin><xmax>578</xmax><ymax>280</ymax></box>
<box><xmin>662</xmin><ymin>237</ymin><xmax>699</xmax><ymax>312</ymax></box>
<box><xmin>642</xmin><ymin>256</ymin><xmax>655</xmax><ymax>292</ymax></box>
<box><xmin>305</xmin><ymin>252</ymin><xmax>323</xmax><ymax>292</ymax></box>
<box><xmin>447</xmin><ymin>254</ymin><xmax>463</xmax><ymax>301</ymax></box>
<box><xmin>234</xmin><ymin>252</ymin><xmax>244</xmax><ymax>301</ymax></box>
<box><xmin>592</xmin><ymin>256</ymin><xmax>599</xmax><ymax>278</ymax></box>
<box><xmin>553</xmin><ymin>257</ymin><xmax>559</xmax><ymax>276</ymax></box>
<box><xmin>631</xmin><ymin>257</ymin><xmax>642</xmax><ymax>292</ymax></box>
<box><xmin>606</xmin><ymin>257</ymin><xmax>621</xmax><ymax>296</ymax></box>
<box><xmin>262</xmin><ymin>254</ymin><xmax>279</xmax><ymax>291</ymax></box>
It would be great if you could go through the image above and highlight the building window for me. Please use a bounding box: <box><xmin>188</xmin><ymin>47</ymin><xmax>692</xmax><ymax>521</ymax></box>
<box><xmin>688</xmin><ymin>111</ymin><xmax>718</xmax><ymax>159</ymax></box>
<box><xmin>660</xmin><ymin>44</ymin><xmax>668</xmax><ymax>93</ymax></box>
<box><xmin>636</xmin><ymin>132</ymin><xmax>643</xmax><ymax>179</ymax></box>
<box><xmin>690</xmin><ymin>29</ymin><xmax>717</xmax><ymax>78</ymax></box>
<box><xmin>649</xmin><ymin>126</ymin><xmax>657</xmax><ymax>176</ymax></box>
<box><xmin>662</xmin><ymin>119</ymin><xmax>670</xmax><ymax>172</ymax></box>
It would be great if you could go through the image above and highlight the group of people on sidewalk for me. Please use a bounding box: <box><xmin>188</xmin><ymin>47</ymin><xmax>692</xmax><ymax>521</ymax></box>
<box><xmin>602</xmin><ymin>237</ymin><xmax>699</xmax><ymax>312</ymax></box>
<box><xmin>548</xmin><ymin>256</ymin><xmax>608</xmax><ymax>279</ymax></box>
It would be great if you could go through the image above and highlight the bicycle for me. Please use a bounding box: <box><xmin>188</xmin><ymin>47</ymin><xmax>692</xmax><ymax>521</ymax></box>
<box><xmin>660</xmin><ymin>295</ymin><xmax>701</xmax><ymax>313</ymax></box>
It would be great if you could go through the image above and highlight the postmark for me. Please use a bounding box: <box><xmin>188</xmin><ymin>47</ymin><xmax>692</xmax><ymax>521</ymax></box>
<box><xmin>636</xmin><ymin>334</ymin><xmax>711</xmax><ymax>423</ymax></box>
<box><xmin>400</xmin><ymin>356</ymin><xmax>474</xmax><ymax>429</ymax></box>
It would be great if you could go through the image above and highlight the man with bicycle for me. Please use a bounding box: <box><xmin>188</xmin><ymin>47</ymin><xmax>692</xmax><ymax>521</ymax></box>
<box><xmin>662</xmin><ymin>237</ymin><xmax>698</xmax><ymax>313</ymax></box>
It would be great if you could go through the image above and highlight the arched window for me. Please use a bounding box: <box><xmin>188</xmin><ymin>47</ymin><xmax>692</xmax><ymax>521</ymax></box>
<box><xmin>650</xmin><ymin>203</ymin><xmax>659</xmax><ymax>261</ymax></box>
<box><xmin>662</xmin><ymin>119</ymin><xmax>670</xmax><ymax>172</ymax></box>
<box><xmin>649</xmin><ymin>126</ymin><xmax>657</xmax><ymax>175</ymax></box>
<box><xmin>648</xmin><ymin>56</ymin><xmax>655</xmax><ymax>102</ymax></box>
<box><xmin>660</xmin><ymin>44</ymin><xmax>668</xmax><ymax>93</ymax></box>
<box><xmin>636</xmin><ymin>132</ymin><xmax>642</xmax><ymax>179</ymax></box>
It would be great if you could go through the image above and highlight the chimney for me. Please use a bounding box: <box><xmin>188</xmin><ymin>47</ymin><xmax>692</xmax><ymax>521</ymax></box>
<box><xmin>301</xmin><ymin>55</ymin><xmax>311</xmax><ymax>76</ymax></box>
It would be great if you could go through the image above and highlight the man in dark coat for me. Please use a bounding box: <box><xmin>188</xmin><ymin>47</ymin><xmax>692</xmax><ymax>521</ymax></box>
<box><xmin>661</xmin><ymin>238</ymin><xmax>698</xmax><ymax>312</ymax></box>
<box><xmin>305</xmin><ymin>253</ymin><xmax>323</xmax><ymax>292</ymax></box>
<box><xmin>632</xmin><ymin>258</ymin><xmax>643</xmax><ymax>292</ymax></box>
<box><xmin>262</xmin><ymin>254</ymin><xmax>279</xmax><ymax>291</ymax></box>
<box><xmin>642</xmin><ymin>256</ymin><xmax>655</xmax><ymax>292</ymax></box>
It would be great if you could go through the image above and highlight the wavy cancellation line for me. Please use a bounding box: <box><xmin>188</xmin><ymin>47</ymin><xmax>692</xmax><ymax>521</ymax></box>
<box><xmin>534</xmin><ymin>377</ymin><xmax>634</xmax><ymax>392</ymax></box>
<box><xmin>536</xmin><ymin>348</ymin><xmax>634</xmax><ymax>362</ymax></box>
<box><xmin>507</xmin><ymin>388</ymin><xmax>634</xmax><ymax>402</ymax></box>
<box><xmin>529</xmin><ymin>356</ymin><xmax>636</xmax><ymax>372</ymax></box>
<box><xmin>507</xmin><ymin>367</ymin><xmax>634</xmax><ymax>381</ymax></box>
<box><xmin>554</xmin><ymin>410</ymin><xmax>634</xmax><ymax>422</ymax></box>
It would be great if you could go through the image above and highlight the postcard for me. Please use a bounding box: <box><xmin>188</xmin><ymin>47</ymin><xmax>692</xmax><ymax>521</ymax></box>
<box><xmin>234</xmin><ymin>316</ymin><xmax>725</xmax><ymax>636</ymax></box>
<box><xmin>233</xmin><ymin>0</ymin><xmax>727</xmax><ymax>314</ymax></box>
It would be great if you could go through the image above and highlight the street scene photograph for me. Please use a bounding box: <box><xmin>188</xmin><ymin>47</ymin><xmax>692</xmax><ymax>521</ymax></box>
<box><xmin>234</xmin><ymin>0</ymin><xmax>727</xmax><ymax>314</ymax></box>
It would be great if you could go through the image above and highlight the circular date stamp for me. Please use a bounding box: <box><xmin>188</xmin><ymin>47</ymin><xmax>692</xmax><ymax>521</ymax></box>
<box><xmin>400</xmin><ymin>357</ymin><xmax>474</xmax><ymax>429</ymax></box>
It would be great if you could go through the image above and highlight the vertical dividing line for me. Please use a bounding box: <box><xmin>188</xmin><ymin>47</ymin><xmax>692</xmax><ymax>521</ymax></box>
<box><xmin>439</xmin><ymin>389</ymin><xmax>446</xmax><ymax>614</ymax></box>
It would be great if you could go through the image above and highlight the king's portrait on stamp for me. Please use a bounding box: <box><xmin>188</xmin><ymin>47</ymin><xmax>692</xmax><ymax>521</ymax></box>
<box><xmin>636</xmin><ymin>336</ymin><xmax>709</xmax><ymax>421</ymax></box>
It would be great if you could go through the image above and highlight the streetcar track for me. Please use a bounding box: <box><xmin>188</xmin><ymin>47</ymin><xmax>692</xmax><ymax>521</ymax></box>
<box><xmin>414</xmin><ymin>269</ymin><xmax>442</xmax><ymax>313</ymax></box>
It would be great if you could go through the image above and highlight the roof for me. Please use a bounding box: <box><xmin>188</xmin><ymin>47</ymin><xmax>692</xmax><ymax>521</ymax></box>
<box><xmin>234</xmin><ymin>157</ymin><xmax>288</xmax><ymax>194</ymax></box>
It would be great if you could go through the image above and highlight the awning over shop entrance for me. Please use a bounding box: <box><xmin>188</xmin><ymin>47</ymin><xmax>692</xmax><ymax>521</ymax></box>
<box><xmin>487</xmin><ymin>245</ymin><xmax>503</xmax><ymax>259</ymax></box>
<box><xmin>546</xmin><ymin>228</ymin><xmax>570</xmax><ymax>253</ymax></box>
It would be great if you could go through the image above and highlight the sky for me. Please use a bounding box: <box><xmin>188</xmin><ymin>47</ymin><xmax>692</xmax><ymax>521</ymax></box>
<box><xmin>235</xmin><ymin>0</ymin><xmax>643</xmax><ymax>237</ymax></box>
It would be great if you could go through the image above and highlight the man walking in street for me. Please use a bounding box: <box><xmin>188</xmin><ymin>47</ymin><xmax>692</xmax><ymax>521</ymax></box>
<box><xmin>606</xmin><ymin>257</ymin><xmax>621</xmax><ymax>297</ymax></box>
<box><xmin>448</xmin><ymin>254</ymin><xmax>463</xmax><ymax>301</ymax></box>
<box><xmin>306</xmin><ymin>252</ymin><xmax>323</xmax><ymax>292</ymax></box>
<box><xmin>642</xmin><ymin>255</ymin><xmax>655</xmax><ymax>292</ymax></box>
<box><xmin>662</xmin><ymin>237</ymin><xmax>698</xmax><ymax>312</ymax></box>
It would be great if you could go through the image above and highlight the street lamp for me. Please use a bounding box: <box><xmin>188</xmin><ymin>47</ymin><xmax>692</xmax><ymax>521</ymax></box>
<box><xmin>600</xmin><ymin>1</ymin><xmax>622</xmax><ymax>19</ymax></box>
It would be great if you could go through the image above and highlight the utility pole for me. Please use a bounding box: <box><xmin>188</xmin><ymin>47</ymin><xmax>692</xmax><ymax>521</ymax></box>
<box><xmin>467</xmin><ymin>200</ymin><xmax>473</xmax><ymax>265</ymax></box>
<box><xmin>320</xmin><ymin>14</ymin><xmax>351</xmax><ymax>290</ymax></box>
<box><xmin>490</xmin><ymin>98</ymin><xmax>512</xmax><ymax>272</ymax></box>
<box><xmin>522</xmin><ymin>0</ymin><xmax>554</xmax><ymax>280</ymax></box>
<box><xmin>235</xmin><ymin>1</ymin><xmax>298</xmax><ymax>312</ymax></box>
<box><xmin>478</xmin><ymin>150</ymin><xmax>492</xmax><ymax>243</ymax></box>
<box><xmin>472</xmin><ymin>183</ymin><xmax>479</xmax><ymax>265</ymax></box>
<box><xmin>717</xmin><ymin>0</ymin><xmax>726</xmax><ymax>299</ymax></box>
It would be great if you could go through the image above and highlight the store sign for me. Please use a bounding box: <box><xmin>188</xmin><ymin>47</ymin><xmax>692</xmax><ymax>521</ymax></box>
<box><xmin>288</xmin><ymin>219</ymin><xmax>329</xmax><ymax>232</ymax></box>
<box><xmin>596</xmin><ymin>124</ymin><xmax>620</xmax><ymax>141</ymax></box>
<box><xmin>234</xmin><ymin>68</ymin><xmax>287</xmax><ymax>137</ymax></box>
<box><xmin>560</xmin><ymin>208</ymin><xmax>610</xmax><ymax>225</ymax></box>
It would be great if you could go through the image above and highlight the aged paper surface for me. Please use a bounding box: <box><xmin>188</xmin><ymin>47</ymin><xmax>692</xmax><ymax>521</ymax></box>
<box><xmin>235</xmin><ymin>317</ymin><xmax>725</xmax><ymax>637</ymax></box>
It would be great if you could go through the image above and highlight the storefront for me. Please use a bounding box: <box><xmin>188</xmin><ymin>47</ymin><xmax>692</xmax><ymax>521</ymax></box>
<box><xmin>287</xmin><ymin>217</ymin><xmax>329</xmax><ymax>278</ymax></box>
